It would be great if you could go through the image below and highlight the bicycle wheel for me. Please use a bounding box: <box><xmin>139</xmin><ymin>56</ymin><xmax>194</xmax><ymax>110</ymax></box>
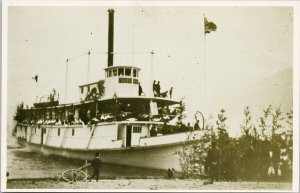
<box><xmin>62</xmin><ymin>169</ymin><xmax>87</xmax><ymax>182</ymax></box>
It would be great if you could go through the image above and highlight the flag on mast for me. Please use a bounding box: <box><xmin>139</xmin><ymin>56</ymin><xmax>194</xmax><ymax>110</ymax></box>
<box><xmin>204</xmin><ymin>17</ymin><xmax>217</xmax><ymax>34</ymax></box>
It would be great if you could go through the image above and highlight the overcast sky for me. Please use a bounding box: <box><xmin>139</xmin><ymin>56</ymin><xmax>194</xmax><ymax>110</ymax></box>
<box><xmin>7</xmin><ymin>6</ymin><xmax>293</xmax><ymax>136</ymax></box>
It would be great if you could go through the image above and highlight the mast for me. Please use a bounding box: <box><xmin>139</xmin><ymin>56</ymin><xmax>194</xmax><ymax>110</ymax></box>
<box><xmin>203</xmin><ymin>14</ymin><xmax>207</xmax><ymax>114</ymax></box>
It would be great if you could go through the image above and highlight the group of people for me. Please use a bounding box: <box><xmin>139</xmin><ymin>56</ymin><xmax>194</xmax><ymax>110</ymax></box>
<box><xmin>203</xmin><ymin>138</ymin><xmax>293</xmax><ymax>184</ymax></box>
<box><xmin>152</xmin><ymin>80</ymin><xmax>173</xmax><ymax>99</ymax></box>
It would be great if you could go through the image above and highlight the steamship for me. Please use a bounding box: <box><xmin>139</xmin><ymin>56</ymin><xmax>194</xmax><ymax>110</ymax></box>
<box><xmin>13</xmin><ymin>9</ymin><xmax>203</xmax><ymax>171</ymax></box>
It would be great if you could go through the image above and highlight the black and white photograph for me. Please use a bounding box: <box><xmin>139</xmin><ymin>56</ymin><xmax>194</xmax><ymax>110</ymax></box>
<box><xmin>1</xmin><ymin>0</ymin><xmax>299</xmax><ymax>191</ymax></box>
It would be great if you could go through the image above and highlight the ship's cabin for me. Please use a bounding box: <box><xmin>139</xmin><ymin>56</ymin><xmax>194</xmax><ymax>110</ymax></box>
<box><xmin>104</xmin><ymin>66</ymin><xmax>140</xmax><ymax>79</ymax></box>
<box><xmin>103</xmin><ymin>66</ymin><xmax>141</xmax><ymax>98</ymax></box>
<box><xmin>79</xmin><ymin>66</ymin><xmax>142</xmax><ymax>101</ymax></box>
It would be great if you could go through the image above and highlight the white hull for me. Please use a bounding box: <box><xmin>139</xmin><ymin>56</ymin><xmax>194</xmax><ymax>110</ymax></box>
<box><xmin>15</xmin><ymin>123</ymin><xmax>203</xmax><ymax>171</ymax></box>
<box><xmin>22</xmin><ymin>140</ymin><xmax>184</xmax><ymax>171</ymax></box>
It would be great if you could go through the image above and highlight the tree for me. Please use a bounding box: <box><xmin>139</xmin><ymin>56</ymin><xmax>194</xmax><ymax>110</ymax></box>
<box><xmin>240</xmin><ymin>106</ymin><xmax>254</xmax><ymax>137</ymax></box>
<box><xmin>176</xmin><ymin>98</ymin><xmax>186</xmax><ymax>125</ymax></box>
<box><xmin>216</xmin><ymin>109</ymin><xmax>229</xmax><ymax>148</ymax></box>
<box><xmin>177</xmin><ymin>128</ymin><xmax>212</xmax><ymax>179</ymax></box>
<box><xmin>271</xmin><ymin>107</ymin><xmax>284</xmax><ymax>140</ymax></box>
<box><xmin>14</xmin><ymin>102</ymin><xmax>25</xmax><ymax>122</ymax></box>
<box><xmin>258</xmin><ymin>105</ymin><xmax>272</xmax><ymax>140</ymax></box>
<box><xmin>215</xmin><ymin>109</ymin><xmax>230</xmax><ymax>180</ymax></box>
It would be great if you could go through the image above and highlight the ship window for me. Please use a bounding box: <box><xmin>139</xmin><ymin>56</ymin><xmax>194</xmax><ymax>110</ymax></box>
<box><xmin>72</xmin><ymin>128</ymin><xmax>75</xmax><ymax>136</ymax></box>
<box><xmin>133</xmin><ymin>69</ymin><xmax>137</xmax><ymax>77</ymax></box>
<box><xmin>87</xmin><ymin>86</ymin><xmax>90</xmax><ymax>92</ymax></box>
<box><xmin>81</xmin><ymin>87</ymin><xmax>84</xmax><ymax>94</ymax></box>
<box><xmin>58</xmin><ymin>128</ymin><xmax>60</xmax><ymax>136</ymax></box>
<box><xmin>113</xmin><ymin>69</ymin><xmax>117</xmax><ymax>76</ymax></box>
<box><xmin>118</xmin><ymin>68</ymin><xmax>124</xmax><ymax>76</ymax></box>
<box><xmin>125</xmin><ymin>68</ymin><xmax>131</xmax><ymax>76</ymax></box>
<box><xmin>108</xmin><ymin>70</ymin><xmax>112</xmax><ymax>77</ymax></box>
<box><xmin>119</xmin><ymin>78</ymin><xmax>132</xmax><ymax>84</ymax></box>
<box><xmin>43</xmin><ymin>128</ymin><xmax>46</xmax><ymax>134</ymax></box>
<box><xmin>133</xmin><ymin>79</ymin><xmax>138</xmax><ymax>84</ymax></box>
<box><xmin>133</xmin><ymin>126</ymin><xmax>141</xmax><ymax>133</ymax></box>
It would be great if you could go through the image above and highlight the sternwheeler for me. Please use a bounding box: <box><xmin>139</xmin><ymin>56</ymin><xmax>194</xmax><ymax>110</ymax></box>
<box><xmin>13</xmin><ymin>9</ymin><xmax>204</xmax><ymax>171</ymax></box>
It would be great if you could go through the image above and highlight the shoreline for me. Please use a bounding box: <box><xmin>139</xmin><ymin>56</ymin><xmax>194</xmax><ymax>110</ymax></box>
<box><xmin>6</xmin><ymin>178</ymin><xmax>293</xmax><ymax>190</ymax></box>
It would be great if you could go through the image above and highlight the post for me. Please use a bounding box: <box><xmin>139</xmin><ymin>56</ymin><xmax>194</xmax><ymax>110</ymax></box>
<box><xmin>87</xmin><ymin>50</ymin><xmax>90</xmax><ymax>82</ymax></box>
<box><xmin>85</xmin><ymin>160</ymin><xmax>88</xmax><ymax>175</ymax></box>
<box><xmin>65</xmin><ymin>59</ymin><xmax>69</xmax><ymax>102</ymax></box>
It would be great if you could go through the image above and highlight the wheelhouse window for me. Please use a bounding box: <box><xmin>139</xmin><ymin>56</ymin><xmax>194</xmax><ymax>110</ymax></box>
<box><xmin>81</xmin><ymin>87</ymin><xmax>84</xmax><ymax>94</ymax></box>
<box><xmin>58</xmin><ymin>128</ymin><xmax>60</xmax><ymax>136</ymax></box>
<box><xmin>72</xmin><ymin>128</ymin><xmax>75</xmax><ymax>136</ymax></box>
<box><xmin>133</xmin><ymin>69</ymin><xmax>137</xmax><ymax>77</ymax></box>
<box><xmin>87</xmin><ymin>86</ymin><xmax>90</xmax><ymax>92</ymax></box>
<box><xmin>108</xmin><ymin>70</ymin><xmax>112</xmax><ymax>77</ymax></box>
<box><xmin>133</xmin><ymin>126</ymin><xmax>142</xmax><ymax>133</ymax></box>
<box><xmin>113</xmin><ymin>69</ymin><xmax>117</xmax><ymax>76</ymax></box>
<box><xmin>125</xmin><ymin>68</ymin><xmax>131</xmax><ymax>76</ymax></box>
<box><xmin>118</xmin><ymin>68</ymin><xmax>124</xmax><ymax>76</ymax></box>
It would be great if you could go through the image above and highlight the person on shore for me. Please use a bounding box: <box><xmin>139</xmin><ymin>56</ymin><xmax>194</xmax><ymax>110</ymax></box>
<box><xmin>204</xmin><ymin>141</ymin><xmax>220</xmax><ymax>185</ymax></box>
<box><xmin>88</xmin><ymin>152</ymin><xmax>102</xmax><ymax>182</ymax></box>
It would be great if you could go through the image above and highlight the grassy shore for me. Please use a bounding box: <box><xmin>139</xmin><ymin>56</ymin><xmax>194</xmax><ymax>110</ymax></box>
<box><xmin>6</xmin><ymin>178</ymin><xmax>292</xmax><ymax>190</ymax></box>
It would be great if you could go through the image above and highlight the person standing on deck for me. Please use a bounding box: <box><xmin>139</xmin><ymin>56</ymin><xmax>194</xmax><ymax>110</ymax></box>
<box><xmin>157</xmin><ymin>81</ymin><xmax>161</xmax><ymax>97</ymax></box>
<box><xmin>138</xmin><ymin>82</ymin><xmax>143</xmax><ymax>96</ymax></box>
<box><xmin>152</xmin><ymin>80</ymin><xmax>156</xmax><ymax>96</ymax></box>
<box><xmin>169</xmin><ymin>87</ymin><xmax>173</xmax><ymax>99</ymax></box>
<box><xmin>88</xmin><ymin>152</ymin><xmax>102</xmax><ymax>182</ymax></box>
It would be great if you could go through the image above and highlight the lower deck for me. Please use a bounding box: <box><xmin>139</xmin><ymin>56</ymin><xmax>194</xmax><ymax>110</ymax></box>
<box><xmin>14</xmin><ymin>122</ymin><xmax>203</xmax><ymax>150</ymax></box>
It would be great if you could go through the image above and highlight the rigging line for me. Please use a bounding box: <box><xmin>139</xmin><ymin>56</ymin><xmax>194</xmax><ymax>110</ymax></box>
<box><xmin>36</xmin><ymin>63</ymin><xmax>65</xmax><ymax>97</ymax></box>
<box><xmin>67</xmin><ymin>51</ymin><xmax>89</xmax><ymax>61</ymax></box>
<box><xmin>135</xmin><ymin>2</ymin><xmax>158</xmax><ymax>25</ymax></box>
<box><xmin>8</xmin><ymin>77</ymin><xmax>33</xmax><ymax>84</ymax></box>
<box><xmin>89</xmin><ymin>51</ymin><xmax>107</xmax><ymax>55</ymax></box>
<box><xmin>114</xmin><ymin>51</ymin><xmax>148</xmax><ymax>54</ymax></box>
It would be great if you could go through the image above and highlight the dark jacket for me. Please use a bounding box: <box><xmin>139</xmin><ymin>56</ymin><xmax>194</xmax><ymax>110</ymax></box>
<box><xmin>91</xmin><ymin>157</ymin><xmax>102</xmax><ymax>169</ymax></box>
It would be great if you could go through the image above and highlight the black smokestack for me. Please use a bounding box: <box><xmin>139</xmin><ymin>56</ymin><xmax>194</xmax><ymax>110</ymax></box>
<box><xmin>107</xmin><ymin>9</ymin><xmax>114</xmax><ymax>67</ymax></box>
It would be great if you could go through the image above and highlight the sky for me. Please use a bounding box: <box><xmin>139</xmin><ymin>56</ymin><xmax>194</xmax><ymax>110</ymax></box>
<box><xmin>7</xmin><ymin>5</ymin><xmax>294</xmax><ymax>136</ymax></box>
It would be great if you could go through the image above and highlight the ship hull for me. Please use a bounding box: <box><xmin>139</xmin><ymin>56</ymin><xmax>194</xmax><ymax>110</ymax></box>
<box><xmin>20</xmin><ymin>139</ymin><xmax>184</xmax><ymax>171</ymax></box>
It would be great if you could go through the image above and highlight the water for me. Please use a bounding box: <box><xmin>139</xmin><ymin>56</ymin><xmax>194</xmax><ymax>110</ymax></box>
<box><xmin>6</xmin><ymin>137</ymin><xmax>167</xmax><ymax>179</ymax></box>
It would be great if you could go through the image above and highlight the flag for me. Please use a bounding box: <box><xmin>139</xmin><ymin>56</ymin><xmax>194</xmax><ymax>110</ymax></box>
<box><xmin>204</xmin><ymin>17</ymin><xmax>217</xmax><ymax>34</ymax></box>
<box><xmin>32</xmin><ymin>75</ymin><xmax>38</xmax><ymax>82</ymax></box>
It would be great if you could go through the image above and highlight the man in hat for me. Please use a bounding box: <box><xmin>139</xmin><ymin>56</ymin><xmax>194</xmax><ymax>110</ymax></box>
<box><xmin>204</xmin><ymin>141</ymin><xmax>220</xmax><ymax>184</ymax></box>
<box><xmin>88</xmin><ymin>152</ymin><xmax>102</xmax><ymax>182</ymax></box>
